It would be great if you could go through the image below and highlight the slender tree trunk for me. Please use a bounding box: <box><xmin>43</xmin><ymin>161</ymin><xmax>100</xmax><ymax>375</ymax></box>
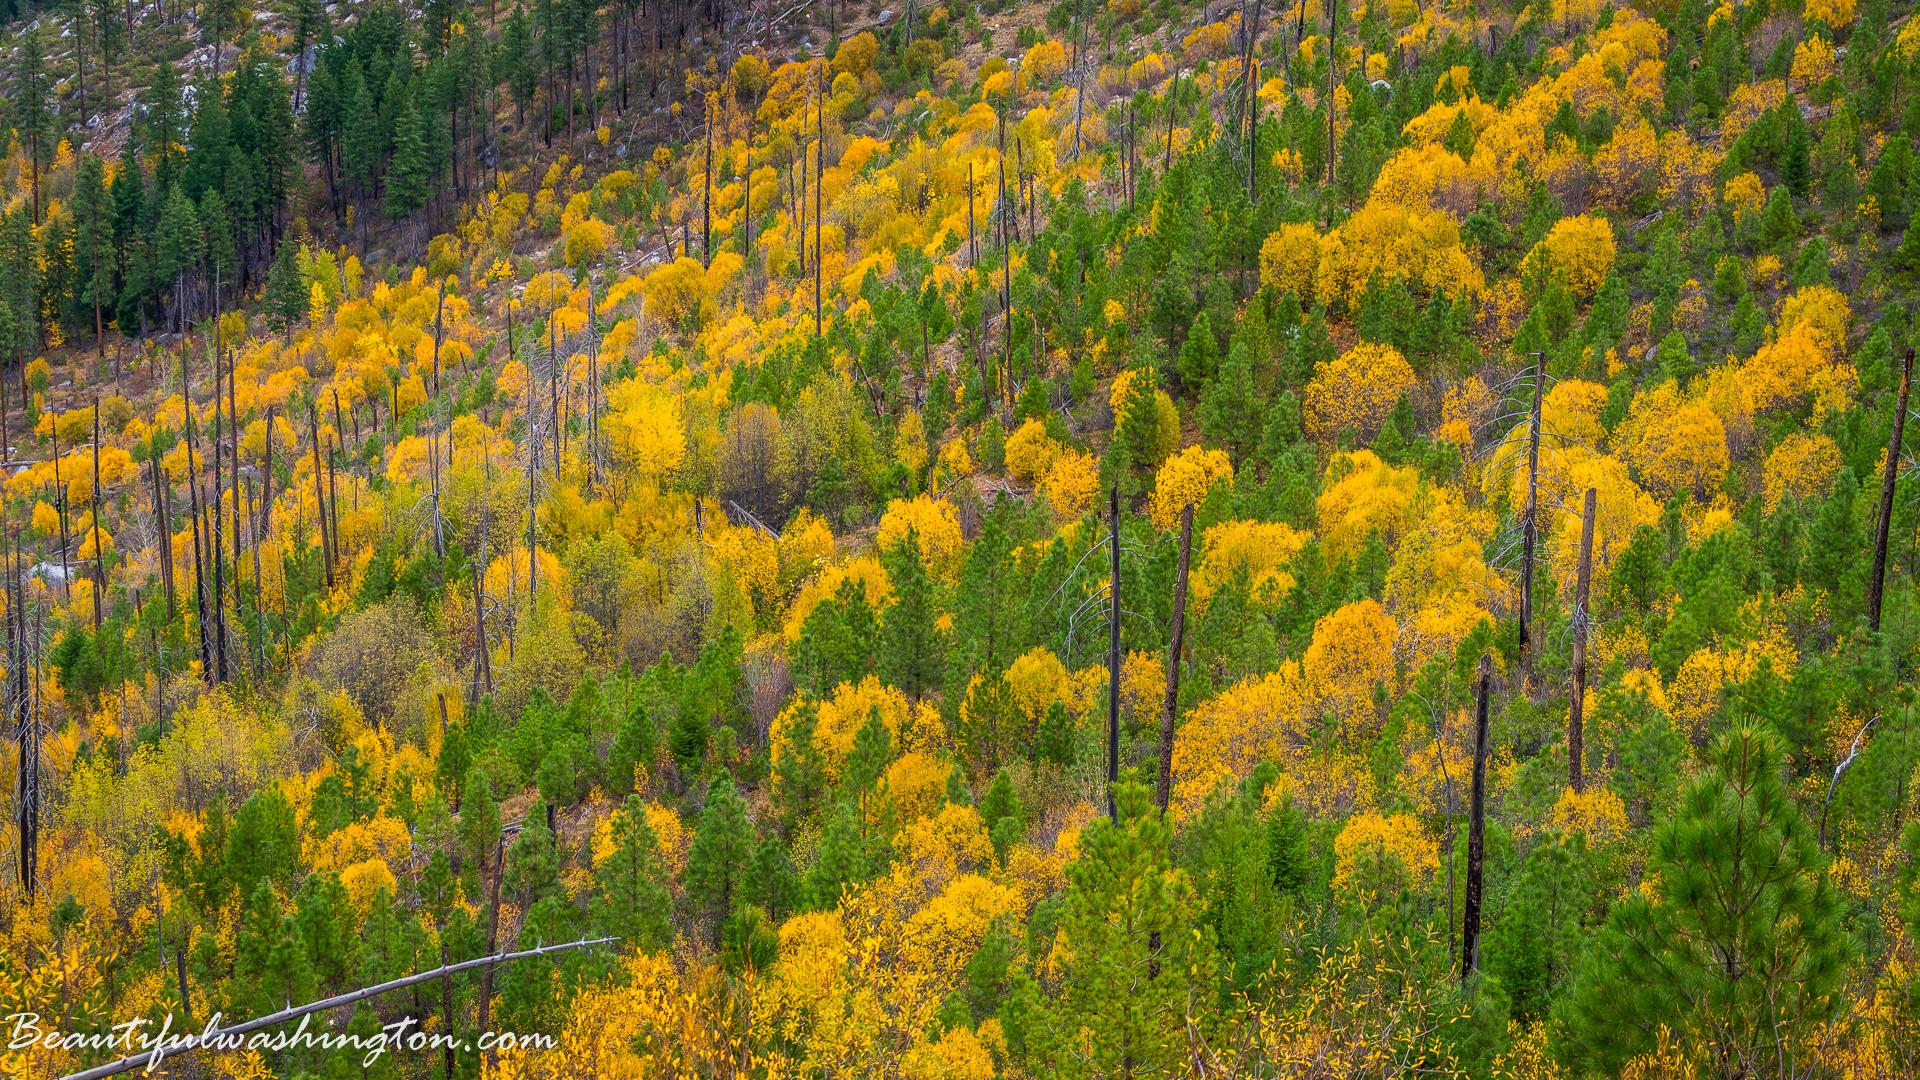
<box><xmin>1518</xmin><ymin>354</ymin><xmax>1544</xmax><ymax>679</ymax></box>
<box><xmin>703</xmin><ymin>111</ymin><xmax>713</xmax><ymax>268</ymax></box>
<box><xmin>187</xmin><ymin>428</ymin><xmax>210</xmax><ymax>681</ymax></box>
<box><xmin>212</xmin><ymin>394</ymin><xmax>226</xmax><ymax>685</ymax></box>
<box><xmin>1105</xmin><ymin>486</ymin><xmax>1121</xmax><ymax>824</ymax></box>
<box><xmin>91</xmin><ymin>406</ymin><xmax>103</xmax><ymax>629</ymax></box>
<box><xmin>433</xmin><ymin>281</ymin><xmax>446</xmax><ymax>395</ymax></box>
<box><xmin>477</xmin><ymin>835</ymin><xmax>504</xmax><ymax>1064</ymax></box>
<box><xmin>1462</xmin><ymin>653</ymin><xmax>1491</xmax><ymax>980</ymax></box>
<box><xmin>311</xmin><ymin>409</ymin><xmax>333</xmax><ymax>590</ymax></box>
<box><xmin>1869</xmin><ymin>348</ymin><xmax>1914</xmax><ymax>632</ymax></box>
<box><xmin>247</xmin><ymin>475</ymin><xmax>263</xmax><ymax>679</ymax></box>
<box><xmin>1326</xmin><ymin>0</ymin><xmax>1338</xmax><ymax>187</ymax></box>
<box><xmin>152</xmin><ymin>455</ymin><xmax>175</xmax><ymax>617</ymax></box>
<box><xmin>53</xmin><ymin>432</ymin><xmax>69</xmax><ymax>602</ymax></box>
<box><xmin>13</xmin><ymin>537</ymin><xmax>36</xmax><ymax>903</ymax></box>
<box><xmin>814</xmin><ymin>65</ymin><xmax>824</xmax><ymax>338</ymax></box>
<box><xmin>1154</xmin><ymin>503</ymin><xmax>1193</xmax><ymax>816</ymax></box>
<box><xmin>328</xmin><ymin>438</ymin><xmax>341</xmax><ymax>586</ymax></box>
<box><xmin>1569</xmin><ymin>487</ymin><xmax>1596</xmax><ymax>793</ymax></box>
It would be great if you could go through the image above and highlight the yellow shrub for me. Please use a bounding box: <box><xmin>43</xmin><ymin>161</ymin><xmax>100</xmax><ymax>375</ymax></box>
<box><xmin>1149</xmin><ymin>446</ymin><xmax>1233</xmax><ymax>530</ymax></box>
<box><xmin>877</xmin><ymin>494</ymin><xmax>963</xmax><ymax>569</ymax></box>
<box><xmin>1003</xmin><ymin>419</ymin><xmax>1061</xmax><ymax>484</ymax></box>
<box><xmin>1193</xmin><ymin>519</ymin><xmax>1309</xmax><ymax>608</ymax></box>
<box><xmin>1317</xmin><ymin>450</ymin><xmax>1421</xmax><ymax>555</ymax></box>
<box><xmin>1761</xmin><ymin>432</ymin><xmax>1843</xmax><ymax>512</ymax></box>
<box><xmin>1042</xmin><ymin>450</ymin><xmax>1100</xmax><ymax>519</ymax></box>
<box><xmin>1303</xmin><ymin>342</ymin><xmax>1416</xmax><ymax>442</ymax></box>
<box><xmin>1259</xmin><ymin>223</ymin><xmax>1323</xmax><ymax>300</ymax></box>
<box><xmin>1523</xmin><ymin>214</ymin><xmax>1617</xmax><ymax>298</ymax></box>
<box><xmin>1334</xmin><ymin>812</ymin><xmax>1438</xmax><ymax>893</ymax></box>
<box><xmin>1303</xmin><ymin>599</ymin><xmax>1398</xmax><ymax>731</ymax></box>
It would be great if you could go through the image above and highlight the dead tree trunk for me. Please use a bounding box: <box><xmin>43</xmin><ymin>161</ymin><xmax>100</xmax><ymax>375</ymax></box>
<box><xmin>91</xmin><ymin>404</ymin><xmax>104</xmax><ymax>629</ymax></box>
<box><xmin>1462</xmin><ymin>653</ymin><xmax>1492</xmax><ymax>980</ymax></box>
<box><xmin>1154</xmin><ymin>502</ymin><xmax>1194</xmax><ymax>816</ymax></box>
<box><xmin>1518</xmin><ymin>354</ymin><xmax>1545</xmax><ymax>680</ymax></box>
<box><xmin>311</xmin><ymin>408</ymin><xmax>333</xmax><ymax>590</ymax></box>
<box><xmin>1569</xmin><ymin>487</ymin><xmax>1596</xmax><ymax>793</ymax></box>
<box><xmin>1869</xmin><ymin>348</ymin><xmax>1914</xmax><ymax>632</ymax></box>
<box><xmin>1106</xmin><ymin>486</ymin><xmax>1121</xmax><ymax>824</ymax></box>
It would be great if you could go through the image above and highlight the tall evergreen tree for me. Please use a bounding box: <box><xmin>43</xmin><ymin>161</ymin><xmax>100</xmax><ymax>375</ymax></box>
<box><xmin>12</xmin><ymin>26</ymin><xmax>51</xmax><ymax>222</ymax></box>
<box><xmin>71</xmin><ymin>154</ymin><xmax>115</xmax><ymax>353</ymax></box>
<box><xmin>773</xmin><ymin>697</ymin><xmax>827</xmax><ymax>824</ymax></box>
<box><xmin>264</xmin><ymin>238</ymin><xmax>307</xmax><ymax>341</ymax></box>
<box><xmin>881</xmin><ymin>530</ymin><xmax>943</xmax><ymax>700</ymax></box>
<box><xmin>505</xmin><ymin>793</ymin><xmax>563</xmax><ymax>907</ymax></box>
<box><xmin>684</xmin><ymin>769</ymin><xmax>756</xmax><ymax>948</ymax></box>
<box><xmin>592</xmin><ymin>799</ymin><xmax>673</xmax><ymax>953</ymax></box>
<box><xmin>1008</xmin><ymin>776</ymin><xmax>1217</xmax><ymax>1074</ymax></box>
<box><xmin>1560</xmin><ymin>727</ymin><xmax>1851</xmax><ymax>1076</ymax></box>
<box><xmin>141</xmin><ymin>59</ymin><xmax>186</xmax><ymax>188</ymax></box>
<box><xmin>154</xmin><ymin>186</ymin><xmax>202</xmax><ymax>333</ymax></box>
<box><xmin>1200</xmin><ymin>340</ymin><xmax>1263</xmax><ymax>466</ymax></box>
<box><xmin>385</xmin><ymin>91</ymin><xmax>432</xmax><ymax>219</ymax></box>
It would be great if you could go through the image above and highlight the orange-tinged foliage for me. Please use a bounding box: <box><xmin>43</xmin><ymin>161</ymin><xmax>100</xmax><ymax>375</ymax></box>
<box><xmin>1303</xmin><ymin>599</ymin><xmax>1398</xmax><ymax>733</ymax></box>
<box><xmin>1303</xmin><ymin>343</ymin><xmax>1417</xmax><ymax>443</ymax></box>
<box><xmin>1618</xmin><ymin>381</ymin><xmax>1731</xmax><ymax>500</ymax></box>
<box><xmin>1315</xmin><ymin>200</ymin><xmax>1483</xmax><ymax>304</ymax></box>
<box><xmin>1333</xmin><ymin>812</ymin><xmax>1438</xmax><ymax>893</ymax></box>
<box><xmin>771</xmin><ymin>675</ymin><xmax>947</xmax><ymax>783</ymax></box>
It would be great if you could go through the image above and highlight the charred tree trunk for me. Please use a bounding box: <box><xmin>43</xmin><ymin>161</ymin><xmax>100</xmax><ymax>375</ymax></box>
<box><xmin>1105</xmin><ymin>486</ymin><xmax>1121</xmax><ymax>824</ymax></box>
<box><xmin>1462</xmin><ymin>654</ymin><xmax>1492</xmax><ymax>980</ymax></box>
<box><xmin>1569</xmin><ymin>487</ymin><xmax>1596</xmax><ymax>793</ymax></box>
<box><xmin>1154</xmin><ymin>503</ymin><xmax>1194</xmax><ymax>816</ymax></box>
<box><xmin>1869</xmin><ymin>349</ymin><xmax>1914</xmax><ymax>632</ymax></box>
<box><xmin>1518</xmin><ymin>355</ymin><xmax>1545</xmax><ymax>680</ymax></box>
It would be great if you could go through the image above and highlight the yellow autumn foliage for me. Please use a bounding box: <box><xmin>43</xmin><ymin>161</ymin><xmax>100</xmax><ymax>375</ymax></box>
<box><xmin>1303</xmin><ymin>342</ymin><xmax>1417</xmax><ymax>442</ymax></box>
<box><xmin>1149</xmin><ymin>445</ymin><xmax>1233</xmax><ymax>530</ymax></box>
<box><xmin>1333</xmin><ymin>812</ymin><xmax>1439</xmax><ymax>892</ymax></box>
<box><xmin>1193</xmin><ymin>519</ymin><xmax>1308</xmax><ymax>609</ymax></box>
<box><xmin>1523</xmin><ymin>214</ymin><xmax>1618</xmax><ymax>297</ymax></box>
<box><xmin>1761</xmin><ymin>432</ymin><xmax>1844</xmax><ymax>512</ymax></box>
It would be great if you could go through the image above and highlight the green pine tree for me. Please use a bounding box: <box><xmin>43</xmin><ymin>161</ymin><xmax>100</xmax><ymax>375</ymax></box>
<box><xmin>980</xmin><ymin>767</ymin><xmax>1023</xmax><ymax>869</ymax></box>
<box><xmin>774</xmin><ymin>697</ymin><xmax>827</xmax><ymax>825</ymax></box>
<box><xmin>70</xmin><ymin>154</ymin><xmax>115</xmax><ymax>351</ymax></box>
<box><xmin>592</xmin><ymin>799</ymin><xmax>674</xmax><ymax>953</ymax></box>
<box><xmin>607</xmin><ymin>700</ymin><xmax>656</xmax><ymax>797</ymax></box>
<box><xmin>506</xmin><ymin>794</ymin><xmax>563</xmax><ymax>908</ymax></box>
<box><xmin>384</xmin><ymin>91</ymin><xmax>432</xmax><ymax>219</ymax></box>
<box><xmin>1176</xmin><ymin>310</ymin><xmax>1219</xmax><ymax>391</ymax></box>
<box><xmin>805</xmin><ymin>799</ymin><xmax>867</xmax><ymax>910</ymax></box>
<box><xmin>457</xmin><ymin>764</ymin><xmax>501</xmax><ymax>894</ymax></box>
<box><xmin>264</xmin><ymin>238</ymin><xmax>307</xmax><ymax>341</ymax></box>
<box><xmin>684</xmin><ymin>769</ymin><xmax>756</xmax><ymax>948</ymax></box>
<box><xmin>1006</xmin><ymin>775</ymin><xmax>1217</xmax><ymax>1075</ymax></box>
<box><xmin>225</xmin><ymin>785</ymin><xmax>299</xmax><ymax>899</ymax></box>
<box><xmin>1200</xmin><ymin>340</ymin><xmax>1263</xmax><ymax>467</ymax></box>
<box><xmin>881</xmin><ymin>530</ymin><xmax>943</xmax><ymax>700</ymax></box>
<box><xmin>745</xmin><ymin>836</ymin><xmax>801</xmax><ymax>922</ymax></box>
<box><xmin>1560</xmin><ymin>727</ymin><xmax>1852</xmax><ymax>1076</ymax></box>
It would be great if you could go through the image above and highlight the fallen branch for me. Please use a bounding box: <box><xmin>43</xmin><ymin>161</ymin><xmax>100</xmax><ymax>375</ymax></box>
<box><xmin>1819</xmin><ymin>713</ymin><xmax>1881</xmax><ymax>851</ymax></box>
<box><xmin>57</xmin><ymin>936</ymin><xmax>619</xmax><ymax>1080</ymax></box>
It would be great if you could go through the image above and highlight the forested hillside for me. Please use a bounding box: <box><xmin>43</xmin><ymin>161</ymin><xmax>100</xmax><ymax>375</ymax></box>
<box><xmin>2</xmin><ymin>0</ymin><xmax>1920</xmax><ymax>1076</ymax></box>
